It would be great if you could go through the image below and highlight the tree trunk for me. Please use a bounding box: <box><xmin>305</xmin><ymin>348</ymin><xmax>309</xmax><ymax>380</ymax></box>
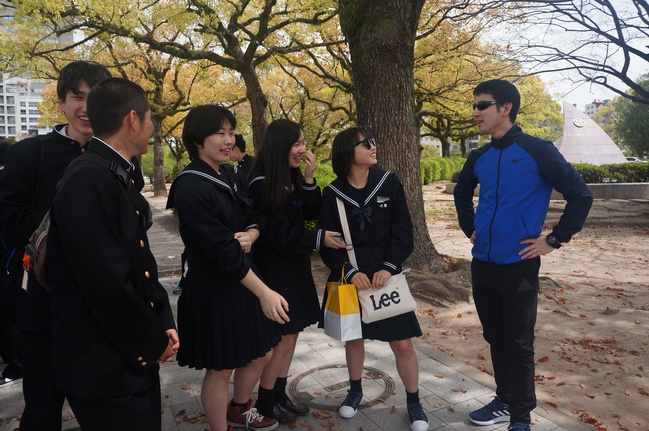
<box><xmin>440</xmin><ymin>137</ymin><xmax>451</xmax><ymax>157</ymax></box>
<box><xmin>339</xmin><ymin>0</ymin><xmax>449</xmax><ymax>272</ymax></box>
<box><xmin>240</xmin><ymin>65</ymin><xmax>269</xmax><ymax>155</ymax></box>
<box><xmin>152</xmin><ymin>117</ymin><xmax>167</xmax><ymax>197</ymax></box>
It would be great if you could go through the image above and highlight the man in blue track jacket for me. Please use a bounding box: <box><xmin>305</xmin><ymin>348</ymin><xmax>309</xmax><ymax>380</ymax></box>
<box><xmin>454</xmin><ymin>79</ymin><xmax>593</xmax><ymax>431</ymax></box>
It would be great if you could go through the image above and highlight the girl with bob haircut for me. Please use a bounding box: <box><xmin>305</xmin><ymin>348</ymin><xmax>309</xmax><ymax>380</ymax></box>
<box><xmin>166</xmin><ymin>105</ymin><xmax>289</xmax><ymax>431</ymax></box>
<box><xmin>247</xmin><ymin>119</ymin><xmax>346</xmax><ymax>423</ymax></box>
<box><xmin>318</xmin><ymin>127</ymin><xmax>429</xmax><ymax>431</ymax></box>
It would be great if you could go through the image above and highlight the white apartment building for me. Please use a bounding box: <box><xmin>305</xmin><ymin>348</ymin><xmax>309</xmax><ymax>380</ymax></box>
<box><xmin>0</xmin><ymin>74</ymin><xmax>49</xmax><ymax>141</ymax></box>
<box><xmin>584</xmin><ymin>98</ymin><xmax>611</xmax><ymax>118</ymax></box>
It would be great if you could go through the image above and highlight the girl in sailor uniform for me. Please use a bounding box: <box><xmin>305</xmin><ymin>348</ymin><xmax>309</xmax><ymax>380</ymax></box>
<box><xmin>166</xmin><ymin>105</ymin><xmax>288</xmax><ymax>431</ymax></box>
<box><xmin>318</xmin><ymin>127</ymin><xmax>429</xmax><ymax>431</ymax></box>
<box><xmin>248</xmin><ymin>119</ymin><xmax>347</xmax><ymax>423</ymax></box>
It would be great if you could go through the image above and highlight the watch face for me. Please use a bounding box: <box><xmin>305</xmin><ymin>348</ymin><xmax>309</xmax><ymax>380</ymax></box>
<box><xmin>547</xmin><ymin>234</ymin><xmax>560</xmax><ymax>248</ymax></box>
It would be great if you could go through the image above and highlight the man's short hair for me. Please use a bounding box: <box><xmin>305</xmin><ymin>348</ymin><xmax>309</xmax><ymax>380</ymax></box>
<box><xmin>87</xmin><ymin>78</ymin><xmax>150</xmax><ymax>139</ymax></box>
<box><xmin>56</xmin><ymin>61</ymin><xmax>112</xmax><ymax>101</ymax></box>
<box><xmin>473</xmin><ymin>79</ymin><xmax>520</xmax><ymax>123</ymax></box>
<box><xmin>331</xmin><ymin>126</ymin><xmax>374</xmax><ymax>179</ymax></box>
<box><xmin>182</xmin><ymin>105</ymin><xmax>237</xmax><ymax>160</ymax></box>
<box><xmin>234</xmin><ymin>134</ymin><xmax>246</xmax><ymax>153</ymax></box>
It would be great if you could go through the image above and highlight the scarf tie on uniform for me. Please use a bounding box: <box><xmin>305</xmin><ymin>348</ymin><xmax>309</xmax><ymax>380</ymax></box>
<box><xmin>352</xmin><ymin>207</ymin><xmax>372</xmax><ymax>231</ymax></box>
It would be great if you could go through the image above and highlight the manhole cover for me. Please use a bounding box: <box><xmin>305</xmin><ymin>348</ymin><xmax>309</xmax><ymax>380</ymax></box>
<box><xmin>288</xmin><ymin>364</ymin><xmax>395</xmax><ymax>411</ymax></box>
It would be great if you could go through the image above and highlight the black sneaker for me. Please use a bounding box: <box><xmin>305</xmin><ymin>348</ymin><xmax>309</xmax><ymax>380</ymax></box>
<box><xmin>407</xmin><ymin>402</ymin><xmax>429</xmax><ymax>431</ymax></box>
<box><xmin>338</xmin><ymin>390</ymin><xmax>363</xmax><ymax>418</ymax></box>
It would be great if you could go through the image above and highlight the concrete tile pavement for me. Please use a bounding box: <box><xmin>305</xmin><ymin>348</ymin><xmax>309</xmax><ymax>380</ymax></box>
<box><xmin>0</xmin><ymin>196</ymin><xmax>594</xmax><ymax>431</ymax></box>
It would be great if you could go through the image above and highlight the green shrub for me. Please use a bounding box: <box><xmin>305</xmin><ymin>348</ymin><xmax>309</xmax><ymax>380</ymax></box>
<box><xmin>600</xmin><ymin>163</ymin><xmax>649</xmax><ymax>182</ymax></box>
<box><xmin>571</xmin><ymin>164</ymin><xmax>608</xmax><ymax>183</ymax></box>
<box><xmin>571</xmin><ymin>163</ymin><xmax>649</xmax><ymax>183</ymax></box>
<box><xmin>439</xmin><ymin>158</ymin><xmax>453</xmax><ymax>180</ymax></box>
<box><xmin>428</xmin><ymin>159</ymin><xmax>440</xmax><ymax>182</ymax></box>
<box><xmin>422</xmin><ymin>159</ymin><xmax>436</xmax><ymax>184</ymax></box>
<box><xmin>313</xmin><ymin>163</ymin><xmax>336</xmax><ymax>189</ymax></box>
<box><xmin>448</xmin><ymin>157</ymin><xmax>466</xmax><ymax>177</ymax></box>
<box><xmin>419</xmin><ymin>156</ymin><xmax>465</xmax><ymax>184</ymax></box>
<box><xmin>419</xmin><ymin>162</ymin><xmax>428</xmax><ymax>185</ymax></box>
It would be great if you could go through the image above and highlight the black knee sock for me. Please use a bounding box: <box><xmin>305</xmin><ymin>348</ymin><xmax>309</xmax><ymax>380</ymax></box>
<box><xmin>274</xmin><ymin>377</ymin><xmax>289</xmax><ymax>403</ymax></box>
<box><xmin>349</xmin><ymin>378</ymin><xmax>362</xmax><ymax>393</ymax></box>
<box><xmin>257</xmin><ymin>386</ymin><xmax>276</xmax><ymax>409</ymax></box>
<box><xmin>406</xmin><ymin>389</ymin><xmax>420</xmax><ymax>405</ymax></box>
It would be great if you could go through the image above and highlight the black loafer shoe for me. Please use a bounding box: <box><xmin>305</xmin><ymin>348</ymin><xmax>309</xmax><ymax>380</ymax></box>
<box><xmin>278</xmin><ymin>397</ymin><xmax>309</xmax><ymax>416</ymax></box>
<box><xmin>255</xmin><ymin>402</ymin><xmax>296</xmax><ymax>424</ymax></box>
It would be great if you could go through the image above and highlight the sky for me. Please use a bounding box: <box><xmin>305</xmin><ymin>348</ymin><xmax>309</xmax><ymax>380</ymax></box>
<box><xmin>490</xmin><ymin>1</ymin><xmax>649</xmax><ymax>114</ymax></box>
<box><xmin>542</xmin><ymin>69</ymin><xmax>646</xmax><ymax>113</ymax></box>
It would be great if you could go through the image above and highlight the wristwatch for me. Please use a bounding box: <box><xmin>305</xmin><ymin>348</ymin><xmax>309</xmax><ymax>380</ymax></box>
<box><xmin>546</xmin><ymin>233</ymin><xmax>562</xmax><ymax>249</ymax></box>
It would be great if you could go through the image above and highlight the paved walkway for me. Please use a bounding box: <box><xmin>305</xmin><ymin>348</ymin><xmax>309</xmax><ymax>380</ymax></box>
<box><xmin>0</xmin><ymin>195</ymin><xmax>593</xmax><ymax>431</ymax></box>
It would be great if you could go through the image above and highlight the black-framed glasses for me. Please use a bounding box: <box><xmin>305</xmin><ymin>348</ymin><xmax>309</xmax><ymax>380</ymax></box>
<box><xmin>355</xmin><ymin>137</ymin><xmax>377</xmax><ymax>149</ymax></box>
<box><xmin>472</xmin><ymin>100</ymin><xmax>499</xmax><ymax>111</ymax></box>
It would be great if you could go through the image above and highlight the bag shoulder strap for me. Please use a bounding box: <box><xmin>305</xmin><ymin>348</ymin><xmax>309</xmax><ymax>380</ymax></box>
<box><xmin>335</xmin><ymin>197</ymin><xmax>358</xmax><ymax>268</ymax></box>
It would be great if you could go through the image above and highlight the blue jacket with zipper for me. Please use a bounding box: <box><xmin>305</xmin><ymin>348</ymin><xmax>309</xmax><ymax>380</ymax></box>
<box><xmin>454</xmin><ymin>125</ymin><xmax>593</xmax><ymax>265</ymax></box>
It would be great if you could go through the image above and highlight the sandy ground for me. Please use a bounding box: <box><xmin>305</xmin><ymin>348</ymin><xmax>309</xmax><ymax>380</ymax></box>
<box><xmin>147</xmin><ymin>182</ymin><xmax>648</xmax><ymax>430</ymax></box>
<box><xmin>416</xmin><ymin>182</ymin><xmax>649</xmax><ymax>431</ymax></box>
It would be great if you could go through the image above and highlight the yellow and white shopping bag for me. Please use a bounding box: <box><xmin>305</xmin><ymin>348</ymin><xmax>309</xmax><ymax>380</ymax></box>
<box><xmin>323</xmin><ymin>270</ymin><xmax>362</xmax><ymax>342</ymax></box>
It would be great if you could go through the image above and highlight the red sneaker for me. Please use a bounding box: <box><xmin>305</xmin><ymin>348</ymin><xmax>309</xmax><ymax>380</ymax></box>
<box><xmin>227</xmin><ymin>399</ymin><xmax>278</xmax><ymax>430</ymax></box>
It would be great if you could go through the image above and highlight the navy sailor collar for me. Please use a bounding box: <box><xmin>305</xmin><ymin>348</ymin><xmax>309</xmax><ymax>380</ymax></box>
<box><xmin>327</xmin><ymin>168</ymin><xmax>391</xmax><ymax>208</ymax></box>
<box><xmin>178</xmin><ymin>159</ymin><xmax>239</xmax><ymax>194</ymax></box>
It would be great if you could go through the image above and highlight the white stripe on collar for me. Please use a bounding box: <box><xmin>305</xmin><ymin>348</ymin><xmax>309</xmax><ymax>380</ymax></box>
<box><xmin>249</xmin><ymin>175</ymin><xmax>265</xmax><ymax>187</ymax></box>
<box><xmin>328</xmin><ymin>171</ymin><xmax>391</xmax><ymax>208</ymax></box>
<box><xmin>364</xmin><ymin>171</ymin><xmax>390</xmax><ymax>206</ymax></box>
<box><xmin>179</xmin><ymin>169</ymin><xmax>237</xmax><ymax>192</ymax></box>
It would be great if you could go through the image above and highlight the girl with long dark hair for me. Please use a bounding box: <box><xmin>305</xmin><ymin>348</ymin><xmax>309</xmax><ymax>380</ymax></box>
<box><xmin>248</xmin><ymin>119</ymin><xmax>346</xmax><ymax>423</ymax></box>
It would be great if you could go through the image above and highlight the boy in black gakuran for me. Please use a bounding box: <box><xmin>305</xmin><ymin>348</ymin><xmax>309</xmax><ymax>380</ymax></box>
<box><xmin>0</xmin><ymin>61</ymin><xmax>112</xmax><ymax>430</ymax></box>
<box><xmin>47</xmin><ymin>78</ymin><xmax>178</xmax><ymax>431</ymax></box>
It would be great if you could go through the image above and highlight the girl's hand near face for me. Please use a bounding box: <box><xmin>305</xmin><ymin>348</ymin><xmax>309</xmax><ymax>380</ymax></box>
<box><xmin>303</xmin><ymin>149</ymin><xmax>317</xmax><ymax>184</ymax></box>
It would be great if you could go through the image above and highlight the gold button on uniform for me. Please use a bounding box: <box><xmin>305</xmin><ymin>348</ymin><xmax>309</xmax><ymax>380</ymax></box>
<box><xmin>136</xmin><ymin>210</ymin><xmax>140</xmax><ymax>216</ymax></box>
<box><xmin>150</xmin><ymin>302</ymin><xmax>154</xmax><ymax>308</ymax></box>
<box><xmin>137</xmin><ymin>356</ymin><xmax>143</xmax><ymax>361</ymax></box>
<box><xmin>141</xmin><ymin>362</ymin><xmax>147</xmax><ymax>366</ymax></box>
<box><xmin>144</xmin><ymin>271</ymin><xmax>150</xmax><ymax>278</ymax></box>
<box><xmin>140</xmin><ymin>240</ymin><xmax>145</xmax><ymax>247</ymax></box>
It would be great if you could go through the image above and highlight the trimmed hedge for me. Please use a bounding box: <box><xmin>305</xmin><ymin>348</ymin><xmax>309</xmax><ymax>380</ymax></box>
<box><xmin>445</xmin><ymin>162</ymin><xmax>648</xmax><ymax>184</ymax></box>
<box><xmin>573</xmin><ymin>163</ymin><xmax>649</xmax><ymax>183</ymax></box>
<box><xmin>419</xmin><ymin>157</ymin><xmax>465</xmax><ymax>184</ymax></box>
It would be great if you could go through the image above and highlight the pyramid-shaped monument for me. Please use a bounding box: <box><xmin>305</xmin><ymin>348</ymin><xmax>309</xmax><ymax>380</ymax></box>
<box><xmin>554</xmin><ymin>101</ymin><xmax>627</xmax><ymax>165</ymax></box>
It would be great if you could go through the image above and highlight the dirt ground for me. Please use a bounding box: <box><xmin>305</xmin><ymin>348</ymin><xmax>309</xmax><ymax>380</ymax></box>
<box><xmin>414</xmin><ymin>182</ymin><xmax>649</xmax><ymax>431</ymax></box>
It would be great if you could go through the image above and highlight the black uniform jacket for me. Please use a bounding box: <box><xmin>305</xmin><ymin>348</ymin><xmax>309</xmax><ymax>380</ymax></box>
<box><xmin>237</xmin><ymin>154</ymin><xmax>256</xmax><ymax>181</ymax></box>
<box><xmin>0</xmin><ymin>126</ymin><xmax>144</xmax><ymax>331</ymax></box>
<box><xmin>318</xmin><ymin>168</ymin><xmax>413</xmax><ymax>282</ymax></box>
<box><xmin>0</xmin><ymin>125</ymin><xmax>85</xmax><ymax>330</ymax></box>
<box><xmin>47</xmin><ymin>138</ymin><xmax>174</xmax><ymax>399</ymax></box>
